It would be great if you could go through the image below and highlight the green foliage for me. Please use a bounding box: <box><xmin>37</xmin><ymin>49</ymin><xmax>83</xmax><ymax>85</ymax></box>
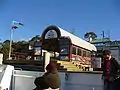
<box><xmin>0</xmin><ymin>35</ymin><xmax>41</xmax><ymax>60</ymax></box>
<box><xmin>17</xmin><ymin>40</ymin><xmax>28</xmax><ymax>44</ymax></box>
<box><xmin>0</xmin><ymin>43</ymin><xmax>9</xmax><ymax>54</ymax></box>
<box><xmin>3</xmin><ymin>40</ymin><xmax>10</xmax><ymax>44</ymax></box>
<box><xmin>84</xmin><ymin>32</ymin><xmax>97</xmax><ymax>41</ymax></box>
<box><xmin>0</xmin><ymin>43</ymin><xmax>10</xmax><ymax>60</ymax></box>
<box><xmin>29</xmin><ymin>35</ymin><xmax>40</xmax><ymax>46</ymax></box>
<box><xmin>12</xmin><ymin>43</ymin><xmax>29</xmax><ymax>54</ymax></box>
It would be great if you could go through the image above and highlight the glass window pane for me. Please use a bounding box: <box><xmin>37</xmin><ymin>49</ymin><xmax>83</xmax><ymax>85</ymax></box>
<box><xmin>60</xmin><ymin>45</ymin><xmax>69</xmax><ymax>54</ymax></box>
<box><xmin>83</xmin><ymin>50</ymin><xmax>86</xmax><ymax>57</ymax></box>
<box><xmin>77</xmin><ymin>48</ymin><xmax>81</xmax><ymax>56</ymax></box>
<box><xmin>72</xmin><ymin>47</ymin><xmax>76</xmax><ymax>55</ymax></box>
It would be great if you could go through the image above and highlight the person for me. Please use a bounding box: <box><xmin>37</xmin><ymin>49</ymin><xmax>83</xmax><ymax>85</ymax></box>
<box><xmin>102</xmin><ymin>50</ymin><xmax>120</xmax><ymax>90</ymax></box>
<box><xmin>33</xmin><ymin>62</ymin><xmax>61</xmax><ymax>90</ymax></box>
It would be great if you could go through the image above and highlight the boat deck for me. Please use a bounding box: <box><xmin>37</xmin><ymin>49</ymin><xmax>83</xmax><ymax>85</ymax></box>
<box><xmin>0</xmin><ymin>65</ymin><xmax>104</xmax><ymax>90</ymax></box>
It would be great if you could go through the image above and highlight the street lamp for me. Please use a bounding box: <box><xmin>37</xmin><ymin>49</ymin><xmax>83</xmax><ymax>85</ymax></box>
<box><xmin>8</xmin><ymin>28</ymin><xmax>13</xmax><ymax>60</ymax></box>
<box><xmin>8</xmin><ymin>21</ymin><xmax>23</xmax><ymax>60</ymax></box>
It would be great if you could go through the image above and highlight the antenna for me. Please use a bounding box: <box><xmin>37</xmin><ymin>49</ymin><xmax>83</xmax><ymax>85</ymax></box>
<box><xmin>102</xmin><ymin>31</ymin><xmax>105</xmax><ymax>39</ymax></box>
<box><xmin>101</xmin><ymin>31</ymin><xmax>105</xmax><ymax>51</ymax></box>
<box><xmin>108</xmin><ymin>30</ymin><xmax>111</xmax><ymax>39</ymax></box>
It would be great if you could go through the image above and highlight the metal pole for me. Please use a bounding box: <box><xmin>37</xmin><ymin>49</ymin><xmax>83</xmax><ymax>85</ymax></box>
<box><xmin>8</xmin><ymin>28</ymin><xmax>13</xmax><ymax>60</ymax></box>
<box><xmin>102</xmin><ymin>31</ymin><xmax>105</xmax><ymax>51</ymax></box>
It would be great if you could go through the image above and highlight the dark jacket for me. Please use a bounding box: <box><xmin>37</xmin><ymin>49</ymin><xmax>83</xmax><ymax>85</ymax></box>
<box><xmin>34</xmin><ymin>69</ymin><xmax>61</xmax><ymax>89</ymax></box>
<box><xmin>102</xmin><ymin>57</ymin><xmax>120</xmax><ymax>78</ymax></box>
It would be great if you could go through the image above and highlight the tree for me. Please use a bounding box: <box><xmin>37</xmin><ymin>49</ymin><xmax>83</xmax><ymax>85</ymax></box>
<box><xmin>84</xmin><ymin>32</ymin><xmax>97</xmax><ymax>42</ymax></box>
<box><xmin>0</xmin><ymin>40</ymin><xmax>29</xmax><ymax>60</ymax></box>
<box><xmin>17</xmin><ymin>40</ymin><xmax>28</xmax><ymax>44</ymax></box>
<box><xmin>0</xmin><ymin>35</ymin><xmax>41</xmax><ymax>60</ymax></box>
<box><xmin>3</xmin><ymin>40</ymin><xmax>10</xmax><ymax>44</ymax></box>
<box><xmin>0</xmin><ymin>42</ymin><xmax>10</xmax><ymax>60</ymax></box>
<box><xmin>12</xmin><ymin>40</ymin><xmax>29</xmax><ymax>54</ymax></box>
<box><xmin>29</xmin><ymin>35</ymin><xmax>41</xmax><ymax>46</ymax></box>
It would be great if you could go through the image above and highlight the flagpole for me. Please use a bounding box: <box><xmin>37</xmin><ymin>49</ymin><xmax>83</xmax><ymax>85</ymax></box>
<box><xmin>8</xmin><ymin>28</ymin><xmax>13</xmax><ymax>60</ymax></box>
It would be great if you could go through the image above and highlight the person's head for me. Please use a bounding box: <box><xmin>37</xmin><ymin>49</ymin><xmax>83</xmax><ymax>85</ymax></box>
<box><xmin>103</xmin><ymin>50</ymin><xmax>111</xmax><ymax>60</ymax></box>
<box><xmin>46</xmin><ymin>62</ymin><xmax>57</xmax><ymax>72</ymax></box>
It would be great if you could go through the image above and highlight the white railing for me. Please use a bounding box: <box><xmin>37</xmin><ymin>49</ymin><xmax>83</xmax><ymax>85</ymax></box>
<box><xmin>0</xmin><ymin>65</ymin><xmax>14</xmax><ymax>90</ymax></box>
<box><xmin>0</xmin><ymin>65</ymin><xmax>104</xmax><ymax>90</ymax></box>
<box><xmin>13</xmin><ymin>70</ymin><xmax>103</xmax><ymax>90</ymax></box>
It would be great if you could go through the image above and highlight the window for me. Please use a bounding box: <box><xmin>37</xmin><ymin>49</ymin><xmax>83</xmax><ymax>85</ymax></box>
<box><xmin>86</xmin><ymin>51</ymin><xmax>91</xmax><ymax>57</ymax></box>
<box><xmin>72</xmin><ymin>47</ymin><xmax>76</xmax><ymax>55</ymax></box>
<box><xmin>60</xmin><ymin>47</ymin><xmax>68</xmax><ymax>54</ymax></box>
<box><xmin>34</xmin><ymin>47</ymin><xmax>41</xmax><ymax>55</ymax></box>
<box><xmin>83</xmin><ymin>50</ymin><xmax>86</xmax><ymax>57</ymax></box>
<box><xmin>60</xmin><ymin>45</ymin><xmax>69</xmax><ymax>54</ymax></box>
<box><xmin>87</xmin><ymin>51</ymin><xmax>91</xmax><ymax>57</ymax></box>
<box><xmin>77</xmin><ymin>48</ymin><xmax>81</xmax><ymax>56</ymax></box>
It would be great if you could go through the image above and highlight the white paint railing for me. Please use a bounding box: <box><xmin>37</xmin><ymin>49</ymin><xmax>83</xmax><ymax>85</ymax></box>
<box><xmin>0</xmin><ymin>65</ymin><xmax>104</xmax><ymax>90</ymax></box>
<box><xmin>0</xmin><ymin>65</ymin><xmax>14</xmax><ymax>90</ymax></box>
<box><xmin>13</xmin><ymin>70</ymin><xmax>103</xmax><ymax>90</ymax></box>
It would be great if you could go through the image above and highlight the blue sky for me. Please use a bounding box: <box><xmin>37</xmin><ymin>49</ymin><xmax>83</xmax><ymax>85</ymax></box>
<box><xmin>0</xmin><ymin>0</ymin><xmax>120</xmax><ymax>42</ymax></box>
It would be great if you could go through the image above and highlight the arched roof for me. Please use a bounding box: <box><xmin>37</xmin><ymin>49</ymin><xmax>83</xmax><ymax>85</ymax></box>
<box><xmin>42</xmin><ymin>25</ymin><xmax>97</xmax><ymax>51</ymax></box>
<box><xmin>57</xmin><ymin>27</ymin><xmax>97</xmax><ymax>51</ymax></box>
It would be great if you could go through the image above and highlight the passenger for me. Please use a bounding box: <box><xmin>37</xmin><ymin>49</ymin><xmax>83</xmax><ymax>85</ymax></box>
<box><xmin>33</xmin><ymin>62</ymin><xmax>61</xmax><ymax>90</ymax></box>
<box><xmin>102</xmin><ymin>50</ymin><xmax>120</xmax><ymax>90</ymax></box>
